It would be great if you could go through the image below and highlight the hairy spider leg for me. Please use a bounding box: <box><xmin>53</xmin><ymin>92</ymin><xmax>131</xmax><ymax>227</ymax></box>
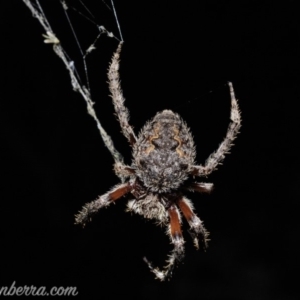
<box><xmin>108</xmin><ymin>42</ymin><xmax>137</xmax><ymax>146</ymax></box>
<box><xmin>75</xmin><ymin>182</ymin><xmax>132</xmax><ymax>227</ymax></box>
<box><xmin>184</xmin><ymin>182</ymin><xmax>214</xmax><ymax>193</ymax></box>
<box><xmin>177</xmin><ymin>197</ymin><xmax>209</xmax><ymax>250</ymax></box>
<box><xmin>114</xmin><ymin>162</ymin><xmax>136</xmax><ymax>178</ymax></box>
<box><xmin>192</xmin><ymin>81</ymin><xmax>241</xmax><ymax>176</ymax></box>
<box><xmin>144</xmin><ymin>204</ymin><xmax>185</xmax><ymax>281</ymax></box>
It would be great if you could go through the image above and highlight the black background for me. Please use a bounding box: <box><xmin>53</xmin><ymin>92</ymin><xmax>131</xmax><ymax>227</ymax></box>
<box><xmin>1</xmin><ymin>1</ymin><xmax>300</xmax><ymax>299</ymax></box>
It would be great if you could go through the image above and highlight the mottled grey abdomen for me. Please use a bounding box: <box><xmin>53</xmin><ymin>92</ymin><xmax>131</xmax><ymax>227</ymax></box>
<box><xmin>133</xmin><ymin>110</ymin><xmax>196</xmax><ymax>193</ymax></box>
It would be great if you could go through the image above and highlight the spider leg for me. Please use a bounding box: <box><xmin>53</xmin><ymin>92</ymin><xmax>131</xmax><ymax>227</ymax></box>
<box><xmin>108</xmin><ymin>42</ymin><xmax>137</xmax><ymax>146</ymax></box>
<box><xmin>192</xmin><ymin>82</ymin><xmax>241</xmax><ymax>177</ymax></box>
<box><xmin>114</xmin><ymin>161</ymin><xmax>135</xmax><ymax>178</ymax></box>
<box><xmin>144</xmin><ymin>204</ymin><xmax>185</xmax><ymax>281</ymax></box>
<box><xmin>177</xmin><ymin>197</ymin><xmax>209</xmax><ymax>250</ymax></box>
<box><xmin>75</xmin><ymin>182</ymin><xmax>132</xmax><ymax>227</ymax></box>
<box><xmin>184</xmin><ymin>182</ymin><xmax>214</xmax><ymax>193</ymax></box>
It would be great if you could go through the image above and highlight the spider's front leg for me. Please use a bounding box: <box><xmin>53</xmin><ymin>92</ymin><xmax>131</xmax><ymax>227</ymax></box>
<box><xmin>75</xmin><ymin>182</ymin><xmax>132</xmax><ymax>227</ymax></box>
<box><xmin>177</xmin><ymin>197</ymin><xmax>209</xmax><ymax>250</ymax></box>
<box><xmin>192</xmin><ymin>82</ymin><xmax>241</xmax><ymax>176</ymax></box>
<box><xmin>108</xmin><ymin>43</ymin><xmax>137</xmax><ymax>146</ymax></box>
<box><xmin>144</xmin><ymin>204</ymin><xmax>185</xmax><ymax>281</ymax></box>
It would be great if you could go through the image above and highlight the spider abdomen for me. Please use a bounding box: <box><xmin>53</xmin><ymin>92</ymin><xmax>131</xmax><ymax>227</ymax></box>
<box><xmin>133</xmin><ymin>110</ymin><xmax>196</xmax><ymax>193</ymax></box>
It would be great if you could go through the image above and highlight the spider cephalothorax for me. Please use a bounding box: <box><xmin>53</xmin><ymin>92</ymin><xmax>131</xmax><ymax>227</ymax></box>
<box><xmin>75</xmin><ymin>42</ymin><xmax>241</xmax><ymax>281</ymax></box>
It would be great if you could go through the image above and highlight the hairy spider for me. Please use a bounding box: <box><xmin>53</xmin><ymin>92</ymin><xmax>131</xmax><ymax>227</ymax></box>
<box><xmin>75</xmin><ymin>43</ymin><xmax>241</xmax><ymax>281</ymax></box>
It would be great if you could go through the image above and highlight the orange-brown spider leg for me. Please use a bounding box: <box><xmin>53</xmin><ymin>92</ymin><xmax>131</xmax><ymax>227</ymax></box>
<box><xmin>177</xmin><ymin>197</ymin><xmax>209</xmax><ymax>250</ymax></box>
<box><xmin>75</xmin><ymin>182</ymin><xmax>132</xmax><ymax>227</ymax></box>
<box><xmin>144</xmin><ymin>204</ymin><xmax>185</xmax><ymax>281</ymax></box>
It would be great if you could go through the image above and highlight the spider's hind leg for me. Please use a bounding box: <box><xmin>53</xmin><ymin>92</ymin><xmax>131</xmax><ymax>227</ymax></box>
<box><xmin>177</xmin><ymin>197</ymin><xmax>209</xmax><ymax>250</ymax></box>
<box><xmin>144</xmin><ymin>204</ymin><xmax>185</xmax><ymax>281</ymax></box>
<box><xmin>75</xmin><ymin>182</ymin><xmax>132</xmax><ymax>227</ymax></box>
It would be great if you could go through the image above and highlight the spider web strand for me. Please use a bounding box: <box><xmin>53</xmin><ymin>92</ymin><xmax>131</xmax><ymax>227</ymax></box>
<box><xmin>110</xmin><ymin>0</ymin><xmax>123</xmax><ymax>41</ymax></box>
<box><xmin>23</xmin><ymin>0</ymin><xmax>124</xmax><ymax>174</ymax></box>
<box><xmin>60</xmin><ymin>0</ymin><xmax>91</xmax><ymax>92</ymax></box>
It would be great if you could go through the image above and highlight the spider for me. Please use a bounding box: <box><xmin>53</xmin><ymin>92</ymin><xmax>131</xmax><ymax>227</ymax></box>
<box><xmin>75</xmin><ymin>42</ymin><xmax>241</xmax><ymax>281</ymax></box>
